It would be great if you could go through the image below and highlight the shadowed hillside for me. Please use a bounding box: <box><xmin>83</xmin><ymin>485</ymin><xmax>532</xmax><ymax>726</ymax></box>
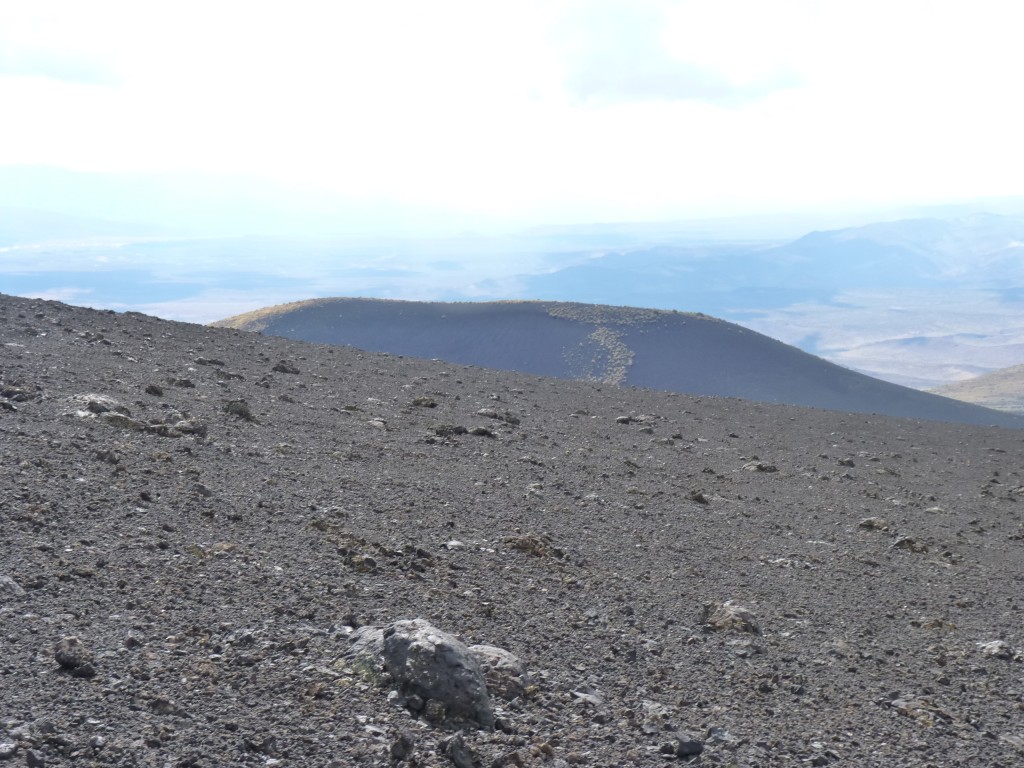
<box><xmin>215</xmin><ymin>298</ymin><xmax>1024</xmax><ymax>428</ymax></box>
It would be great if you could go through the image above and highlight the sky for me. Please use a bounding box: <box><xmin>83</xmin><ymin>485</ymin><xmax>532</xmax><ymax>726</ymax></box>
<box><xmin>2</xmin><ymin>0</ymin><xmax>1023</xmax><ymax>230</ymax></box>
<box><xmin>4</xmin><ymin>0</ymin><xmax>1024</xmax><ymax>392</ymax></box>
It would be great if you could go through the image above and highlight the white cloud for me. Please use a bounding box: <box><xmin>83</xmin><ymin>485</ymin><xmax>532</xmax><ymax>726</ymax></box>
<box><xmin>1</xmin><ymin>0</ymin><xmax>1023</xmax><ymax>224</ymax></box>
<box><xmin>557</xmin><ymin>0</ymin><xmax>798</xmax><ymax>105</ymax></box>
<box><xmin>0</xmin><ymin>44</ymin><xmax>116</xmax><ymax>85</ymax></box>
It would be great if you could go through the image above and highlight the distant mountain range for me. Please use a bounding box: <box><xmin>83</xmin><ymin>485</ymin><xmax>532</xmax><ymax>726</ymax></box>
<box><xmin>736</xmin><ymin>213</ymin><xmax>1024</xmax><ymax>388</ymax></box>
<box><xmin>489</xmin><ymin>214</ymin><xmax>1024</xmax><ymax>386</ymax></box>
<box><xmin>214</xmin><ymin>298</ymin><xmax>1024</xmax><ymax>428</ymax></box>
<box><xmin>779</xmin><ymin>213</ymin><xmax>1024</xmax><ymax>280</ymax></box>
<box><xmin>514</xmin><ymin>212</ymin><xmax>1024</xmax><ymax>307</ymax></box>
<box><xmin>5</xmin><ymin>189</ymin><xmax>1024</xmax><ymax>393</ymax></box>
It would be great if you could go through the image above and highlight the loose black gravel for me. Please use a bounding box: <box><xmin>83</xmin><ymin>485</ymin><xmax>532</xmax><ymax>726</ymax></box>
<box><xmin>1</xmin><ymin>292</ymin><xmax>1023</xmax><ymax>767</ymax></box>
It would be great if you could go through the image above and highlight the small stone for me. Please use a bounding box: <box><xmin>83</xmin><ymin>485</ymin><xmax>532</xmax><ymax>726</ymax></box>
<box><xmin>0</xmin><ymin>575</ymin><xmax>26</xmax><ymax>597</ymax></box>
<box><xmin>858</xmin><ymin>517</ymin><xmax>889</xmax><ymax>530</ymax></box>
<box><xmin>24</xmin><ymin>750</ymin><xmax>44</xmax><ymax>768</ymax></box>
<box><xmin>151</xmin><ymin>696</ymin><xmax>180</xmax><ymax>715</ymax></box>
<box><xmin>977</xmin><ymin>640</ymin><xmax>1014</xmax><ymax>659</ymax></box>
<box><xmin>570</xmin><ymin>689</ymin><xmax>604</xmax><ymax>706</ymax></box>
<box><xmin>94</xmin><ymin>449</ymin><xmax>120</xmax><ymax>465</ymax></box>
<box><xmin>98</xmin><ymin>412</ymin><xmax>147</xmax><ymax>431</ymax></box>
<box><xmin>888</xmin><ymin>696</ymin><xmax>953</xmax><ymax>725</ymax></box>
<box><xmin>660</xmin><ymin>735</ymin><xmax>704</xmax><ymax>758</ymax></box>
<box><xmin>145</xmin><ymin>384</ymin><xmax>164</xmax><ymax>396</ymax></box>
<box><xmin>469</xmin><ymin>644</ymin><xmax>530</xmax><ymax>700</ymax></box>
<box><xmin>688</xmin><ymin>489</ymin><xmax>709</xmax><ymax>504</ymax></box>
<box><xmin>54</xmin><ymin>636</ymin><xmax>94</xmax><ymax>672</ymax></box>
<box><xmin>0</xmin><ymin>742</ymin><xmax>16</xmax><ymax>759</ymax></box>
<box><xmin>31</xmin><ymin>721</ymin><xmax>55</xmax><ymax>738</ymax></box>
<box><xmin>389</xmin><ymin>730</ymin><xmax>415</xmax><ymax>761</ymax></box>
<box><xmin>706</xmin><ymin>726</ymin><xmax>737</xmax><ymax>744</ymax></box>
<box><xmin>440</xmin><ymin>733</ymin><xmax>476</xmax><ymax>768</ymax></box>
<box><xmin>70</xmin><ymin>662</ymin><xmax>97</xmax><ymax>679</ymax></box>
<box><xmin>701</xmin><ymin>600</ymin><xmax>760</xmax><ymax>634</ymax></box>
<box><xmin>1001</xmin><ymin>733</ymin><xmax>1024</xmax><ymax>749</ymax></box>
<box><xmin>506</xmin><ymin>533</ymin><xmax>560</xmax><ymax>558</ymax></box>
<box><xmin>423</xmin><ymin>698</ymin><xmax>447</xmax><ymax>723</ymax></box>
<box><xmin>893</xmin><ymin>536</ymin><xmax>928</xmax><ymax>554</ymax></box>
<box><xmin>405</xmin><ymin>694</ymin><xmax>425</xmax><ymax>713</ymax></box>
<box><xmin>493</xmin><ymin>750</ymin><xmax>527</xmax><ymax>767</ymax></box>
<box><xmin>272</xmin><ymin>361</ymin><xmax>300</xmax><ymax>374</ymax></box>
<box><xmin>225</xmin><ymin>399</ymin><xmax>257</xmax><ymax>422</ymax></box>
<box><xmin>80</xmin><ymin>394</ymin><xmax>129</xmax><ymax>415</ymax></box>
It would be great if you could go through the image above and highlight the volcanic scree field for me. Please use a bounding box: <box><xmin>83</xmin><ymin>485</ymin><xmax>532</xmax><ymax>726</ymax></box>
<box><xmin>1</xmin><ymin>292</ymin><xmax>1023</xmax><ymax>767</ymax></box>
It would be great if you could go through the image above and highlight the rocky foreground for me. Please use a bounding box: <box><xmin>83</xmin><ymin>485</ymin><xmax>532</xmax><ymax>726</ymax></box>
<box><xmin>1</xmin><ymin>292</ymin><xmax>1023</xmax><ymax>767</ymax></box>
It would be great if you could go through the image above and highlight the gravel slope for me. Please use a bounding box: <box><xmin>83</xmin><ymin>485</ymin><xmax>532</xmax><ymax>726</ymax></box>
<box><xmin>2</xmin><ymin>292</ymin><xmax>1024</xmax><ymax>767</ymax></box>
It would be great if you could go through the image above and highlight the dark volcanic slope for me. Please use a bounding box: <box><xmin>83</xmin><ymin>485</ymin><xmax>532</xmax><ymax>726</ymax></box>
<box><xmin>4</xmin><ymin>291</ymin><xmax>1024</xmax><ymax>767</ymax></box>
<box><xmin>214</xmin><ymin>298</ymin><xmax>1023</xmax><ymax>429</ymax></box>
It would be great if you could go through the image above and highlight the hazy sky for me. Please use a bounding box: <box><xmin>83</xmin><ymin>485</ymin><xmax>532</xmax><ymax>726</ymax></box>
<box><xmin>2</xmin><ymin>0</ymin><xmax>1022</xmax><ymax>228</ymax></box>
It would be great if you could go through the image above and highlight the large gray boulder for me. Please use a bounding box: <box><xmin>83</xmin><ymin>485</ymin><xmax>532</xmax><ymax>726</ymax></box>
<box><xmin>382</xmin><ymin>619</ymin><xmax>495</xmax><ymax>728</ymax></box>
